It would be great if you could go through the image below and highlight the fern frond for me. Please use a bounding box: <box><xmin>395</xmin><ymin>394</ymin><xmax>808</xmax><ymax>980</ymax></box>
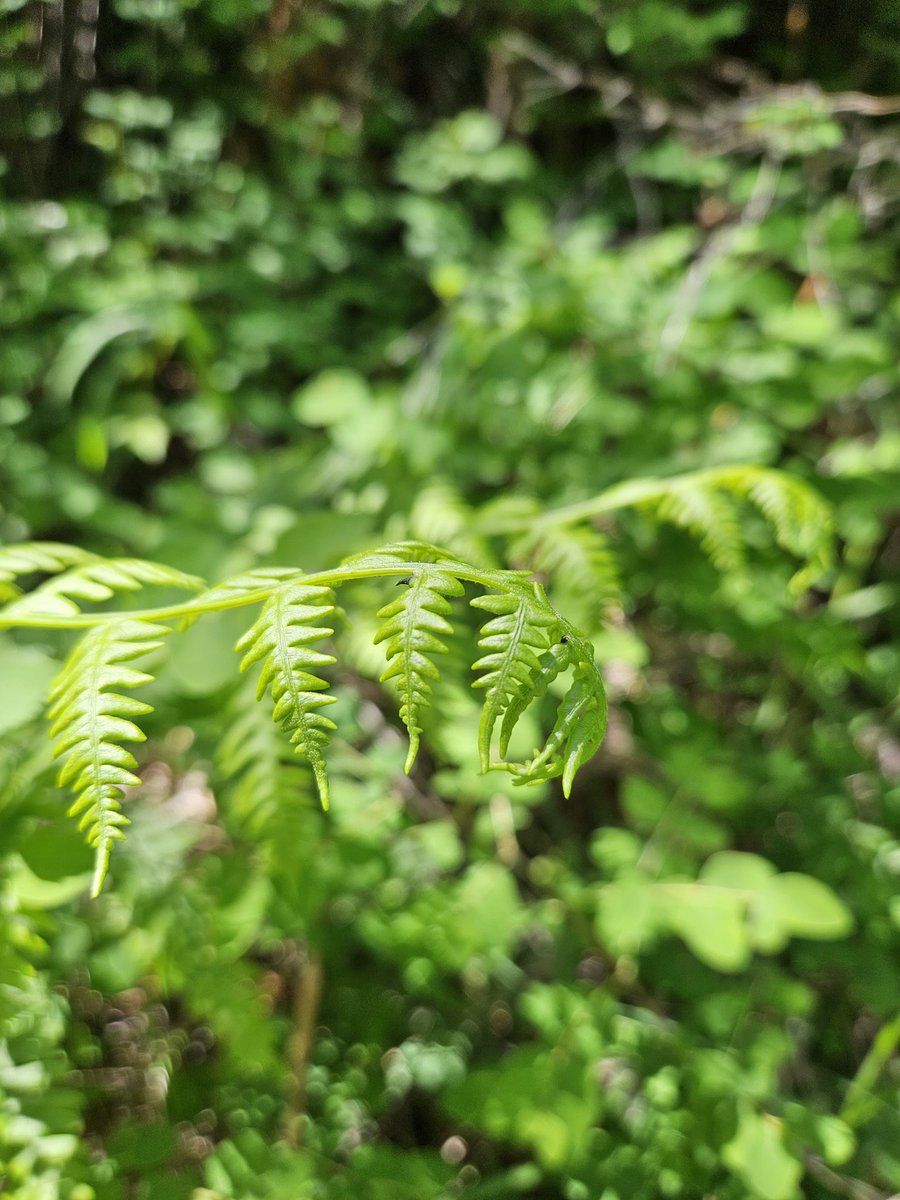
<box><xmin>4</xmin><ymin>543</ymin><xmax>610</xmax><ymax>846</ymax></box>
<box><xmin>236</xmin><ymin>582</ymin><xmax>338</xmax><ymax>810</ymax></box>
<box><xmin>531</xmin><ymin>464</ymin><xmax>832</xmax><ymax>592</ymax></box>
<box><xmin>217</xmin><ymin>677</ymin><xmax>311</xmax><ymax>835</ymax></box>
<box><xmin>5</xmin><ymin>557</ymin><xmax>203</xmax><ymax>618</ymax></box>
<box><xmin>374</xmin><ymin>569</ymin><xmax>465</xmax><ymax>772</ymax></box>
<box><xmin>722</xmin><ymin>466</ymin><xmax>833</xmax><ymax>590</ymax></box>
<box><xmin>510</xmin><ymin>638</ymin><xmax>608</xmax><ymax>797</ymax></box>
<box><xmin>0</xmin><ymin>542</ymin><xmax>96</xmax><ymax>603</ymax></box>
<box><xmin>408</xmin><ymin>483</ymin><xmax>493</xmax><ymax>566</ymax></box>
<box><xmin>512</xmin><ymin>525</ymin><xmax>622</xmax><ymax>623</ymax></box>
<box><xmin>471</xmin><ymin>586</ymin><xmax>561</xmax><ymax>771</ymax></box>
<box><xmin>648</xmin><ymin>478</ymin><xmax>745</xmax><ymax>573</ymax></box>
<box><xmin>47</xmin><ymin>619</ymin><xmax>169</xmax><ymax>895</ymax></box>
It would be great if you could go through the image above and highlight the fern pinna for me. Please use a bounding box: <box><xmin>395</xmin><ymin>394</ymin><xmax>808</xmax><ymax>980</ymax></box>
<box><xmin>236</xmin><ymin>582</ymin><xmax>339</xmax><ymax>810</ymax></box>
<box><xmin>47</xmin><ymin>620</ymin><xmax>170</xmax><ymax>896</ymax></box>
<box><xmin>0</xmin><ymin>540</ymin><xmax>608</xmax><ymax>892</ymax></box>
<box><xmin>374</xmin><ymin>568</ymin><xmax>465</xmax><ymax>772</ymax></box>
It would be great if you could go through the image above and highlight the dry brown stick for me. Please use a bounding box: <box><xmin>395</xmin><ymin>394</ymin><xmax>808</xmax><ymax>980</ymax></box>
<box><xmin>282</xmin><ymin>943</ymin><xmax>325</xmax><ymax>1147</ymax></box>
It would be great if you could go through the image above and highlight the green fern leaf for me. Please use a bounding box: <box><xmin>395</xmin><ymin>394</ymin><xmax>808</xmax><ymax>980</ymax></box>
<box><xmin>47</xmin><ymin>619</ymin><xmax>169</xmax><ymax>895</ymax></box>
<box><xmin>498</xmin><ymin>636</ymin><xmax>574</xmax><ymax>759</ymax></box>
<box><xmin>236</xmin><ymin>582</ymin><xmax>338</xmax><ymax>810</ymax></box>
<box><xmin>408</xmin><ymin>483</ymin><xmax>492</xmax><ymax>566</ymax></box>
<box><xmin>0</xmin><ymin>542</ymin><xmax>96</xmax><ymax>604</ymax></box>
<box><xmin>513</xmin><ymin>525</ymin><xmax>621</xmax><ymax>623</ymax></box>
<box><xmin>512</xmin><ymin>641</ymin><xmax>608</xmax><ymax>796</ymax></box>
<box><xmin>374</xmin><ymin>569</ymin><xmax>465</xmax><ymax>772</ymax></box>
<box><xmin>649</xmin><ymin>480</ymin><xmax>745</xmax><ymax>573</ymax></box>
<box><xmin>217</xmin><ymin>677</ymin><xmax>311</xmax><ymax>835</ymax></box>
<box><xmin>6</xmin><ymin>557</ymin><xmax>203</xmax><ymax>618</ymax></box>
<box><xmin>471</xmin><ymin>587</ymin><xmax>560</xmax><ymax>771</ymax></box>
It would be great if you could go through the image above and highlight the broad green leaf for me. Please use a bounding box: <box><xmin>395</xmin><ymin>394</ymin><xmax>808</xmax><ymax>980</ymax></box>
<box><xmin>755</xmin><ymin>873</ymin><xmax>853</xmax><ymax>941</ymax></box>
<box><xmin>664</xmin><ymin>884</ymin><xmax>751</xmax><ymax>972</ymax></box>
<box><xmin>595</xmin><ymin>873</ymin><xmax>664</xmax><ymax>956</ymax></box>
<box><xmin>701</xmin><ymin>851</ymin><xmax>777</xmax><ymax>891</ymax></box>
<box><xmin>723</xmin><ymin>1110</ymin><xmax>803</xmax><ymax>1200</ymax></box>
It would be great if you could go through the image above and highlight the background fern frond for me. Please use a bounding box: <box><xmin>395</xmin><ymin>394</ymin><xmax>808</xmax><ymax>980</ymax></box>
<box><xmin>374</xmin><ymin>568</ymin><xmax>465</xmax><ymax>772</ymax></box>
<box><xmin>532</xmin><ymin>464</ymin><xmax>832</xmax><ymax>593</ymax></box>
<box><xmin>512</xmin><ymin>525</ymin><xmax>622</xmax><ymax>625</ymax></box>
<box><xmin>5</xmin><ymin>557</ymin><xmax>204</xmax><ymax>618</ymax></box>
<box><xmin>407</xmin><ymin>483</ymin><xmax>493</xmax><ymax>566</ymax></box>
<box><xmin>718</xmin><ymin>466</ymin><xmax>833</xmax><ymax>590</ymax></box>
<box><xmin>217</xmin><ymin>677</ymin><xmax>311</xmax><ymax>836</ymax></box>
<box><xmin>236</xmin><ymin>582</ymin><xmax>338</xmax><ymax>810</ymax></box>
<box><xmin>471</xmin><ymin>588</ymin><xmax>561</xmax><ymax>772</ymax></box>
<box><xmin>648</xmin><ymin>478</ymin><xmax>745</xmax><ymax>573</ymax></box>
<box><xmin>47</xmin><ymin>619</ymin><xmax>169</xmax><ymax>896</ymax></box>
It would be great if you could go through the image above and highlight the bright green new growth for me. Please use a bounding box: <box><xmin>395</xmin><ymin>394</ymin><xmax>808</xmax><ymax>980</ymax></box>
<box><xmin>0</xmin><ymin>465</ymin><xmax>832</xmax><ymax>895</ymax></box>
<box><xmin>374</xmin><ymin>569</ymin><xmax>466</xmax><ymax>773</ymax></box>
<box><xmin>471</xmin><ymin>589</ymin><xmax>562</xmax><ymax>773</ymax></box>
<box><xmin>2</xmin><ymin>540</ymin><xmax>609</xmax><ymax>893</ymax></box>
<box><xmin>236</xmin><ymin>582</ymin><xmax>339</xmax><ymax>810</ymax></box>
<box><xmin>47</xmin><ymin>619</ymin><xmax>170</xmax><ymax>897</ymax></box>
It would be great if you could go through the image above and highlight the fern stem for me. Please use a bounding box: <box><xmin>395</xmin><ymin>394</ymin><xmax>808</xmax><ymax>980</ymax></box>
<box><xmin>0</xmin><ymin>563</ymin><xmax>520</xmax><ymax>629</ymax></box>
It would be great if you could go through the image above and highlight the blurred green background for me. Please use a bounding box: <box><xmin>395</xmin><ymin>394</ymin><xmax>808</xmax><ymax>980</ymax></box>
<box><xmin>1</xmin><ymin>1</ymin><xmax>899</xmax><ymax>1197</ymax></box>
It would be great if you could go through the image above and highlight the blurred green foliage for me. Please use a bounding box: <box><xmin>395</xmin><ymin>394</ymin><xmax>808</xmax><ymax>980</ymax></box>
<box><xmin>1</xmin><ymin>0</ymin><xmax>899</xmax><ymax>1197</ymax></box>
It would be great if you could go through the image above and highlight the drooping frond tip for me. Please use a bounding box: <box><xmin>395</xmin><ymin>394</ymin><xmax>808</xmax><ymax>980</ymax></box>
<box><xmin>374</xmin><ymin>568</ymin><xmax>465</xmax><ymax>772</ymax></box>
<box><xmin>48</xmin><ymin>619</ymin><xmax>169</xmax><ymax>896</ymax></box>
<box><xmin>236</xmin><ymin>581</ymin><xmax>338</xmax><ymax>811</ymax></box>
<box><xmin>471</xmin><ymin>589</ymin><xmax>607</xmax><ymax>795</ymax></box>
<box><xmin>471</xmin><ymin>587</ymin><xmax>561</xmax><ymax>773</ymax></box>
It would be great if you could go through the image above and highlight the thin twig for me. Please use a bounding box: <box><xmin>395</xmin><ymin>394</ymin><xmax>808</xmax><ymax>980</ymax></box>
<box><xmin>282</xmin><ymin>944</ymin><xmax>324</xmax><ymax>1147</ymax></box>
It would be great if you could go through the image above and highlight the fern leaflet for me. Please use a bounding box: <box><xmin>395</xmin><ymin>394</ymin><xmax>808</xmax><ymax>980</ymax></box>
<box><xmin>374</xmin><ymin>569</ymin><xmax>465</xmax><ymax>772</ymax></box>
<box><xmin>499</xmin><ymin>636</ymin><xmax>574</xmax><ymax>759</ymax></box>
<box><xmin>236</xmin><ymin>582</ymin><xmax>338</xmax><ymax>810</ymax></box>
<box><xmin>471</xmin><ymin>586</ymin><xmax>560</xmax><ymax>771</ymax></box>
<box><xmin>0</xmin><ymin>542</ymin><xmax>95</xmax><ymax>604</ymax></box>
<box><xmin>47</xmin><ymin>619</ymin><xmax>169</xmax><ymax>896</ymax></box>
<box><xmin>510</xmin><ymin>637</ymin><xmax>608</xmax><ymax>796</ymax></box>
<box><xmin>5</xmin><ymin>557</ymin><xmax>203</xmax><ymax>618</ymax></box>
<box><xmin>649</xmin><ymin>478</ymin><xmax>745</xmax><ymax>573</ymax></box>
